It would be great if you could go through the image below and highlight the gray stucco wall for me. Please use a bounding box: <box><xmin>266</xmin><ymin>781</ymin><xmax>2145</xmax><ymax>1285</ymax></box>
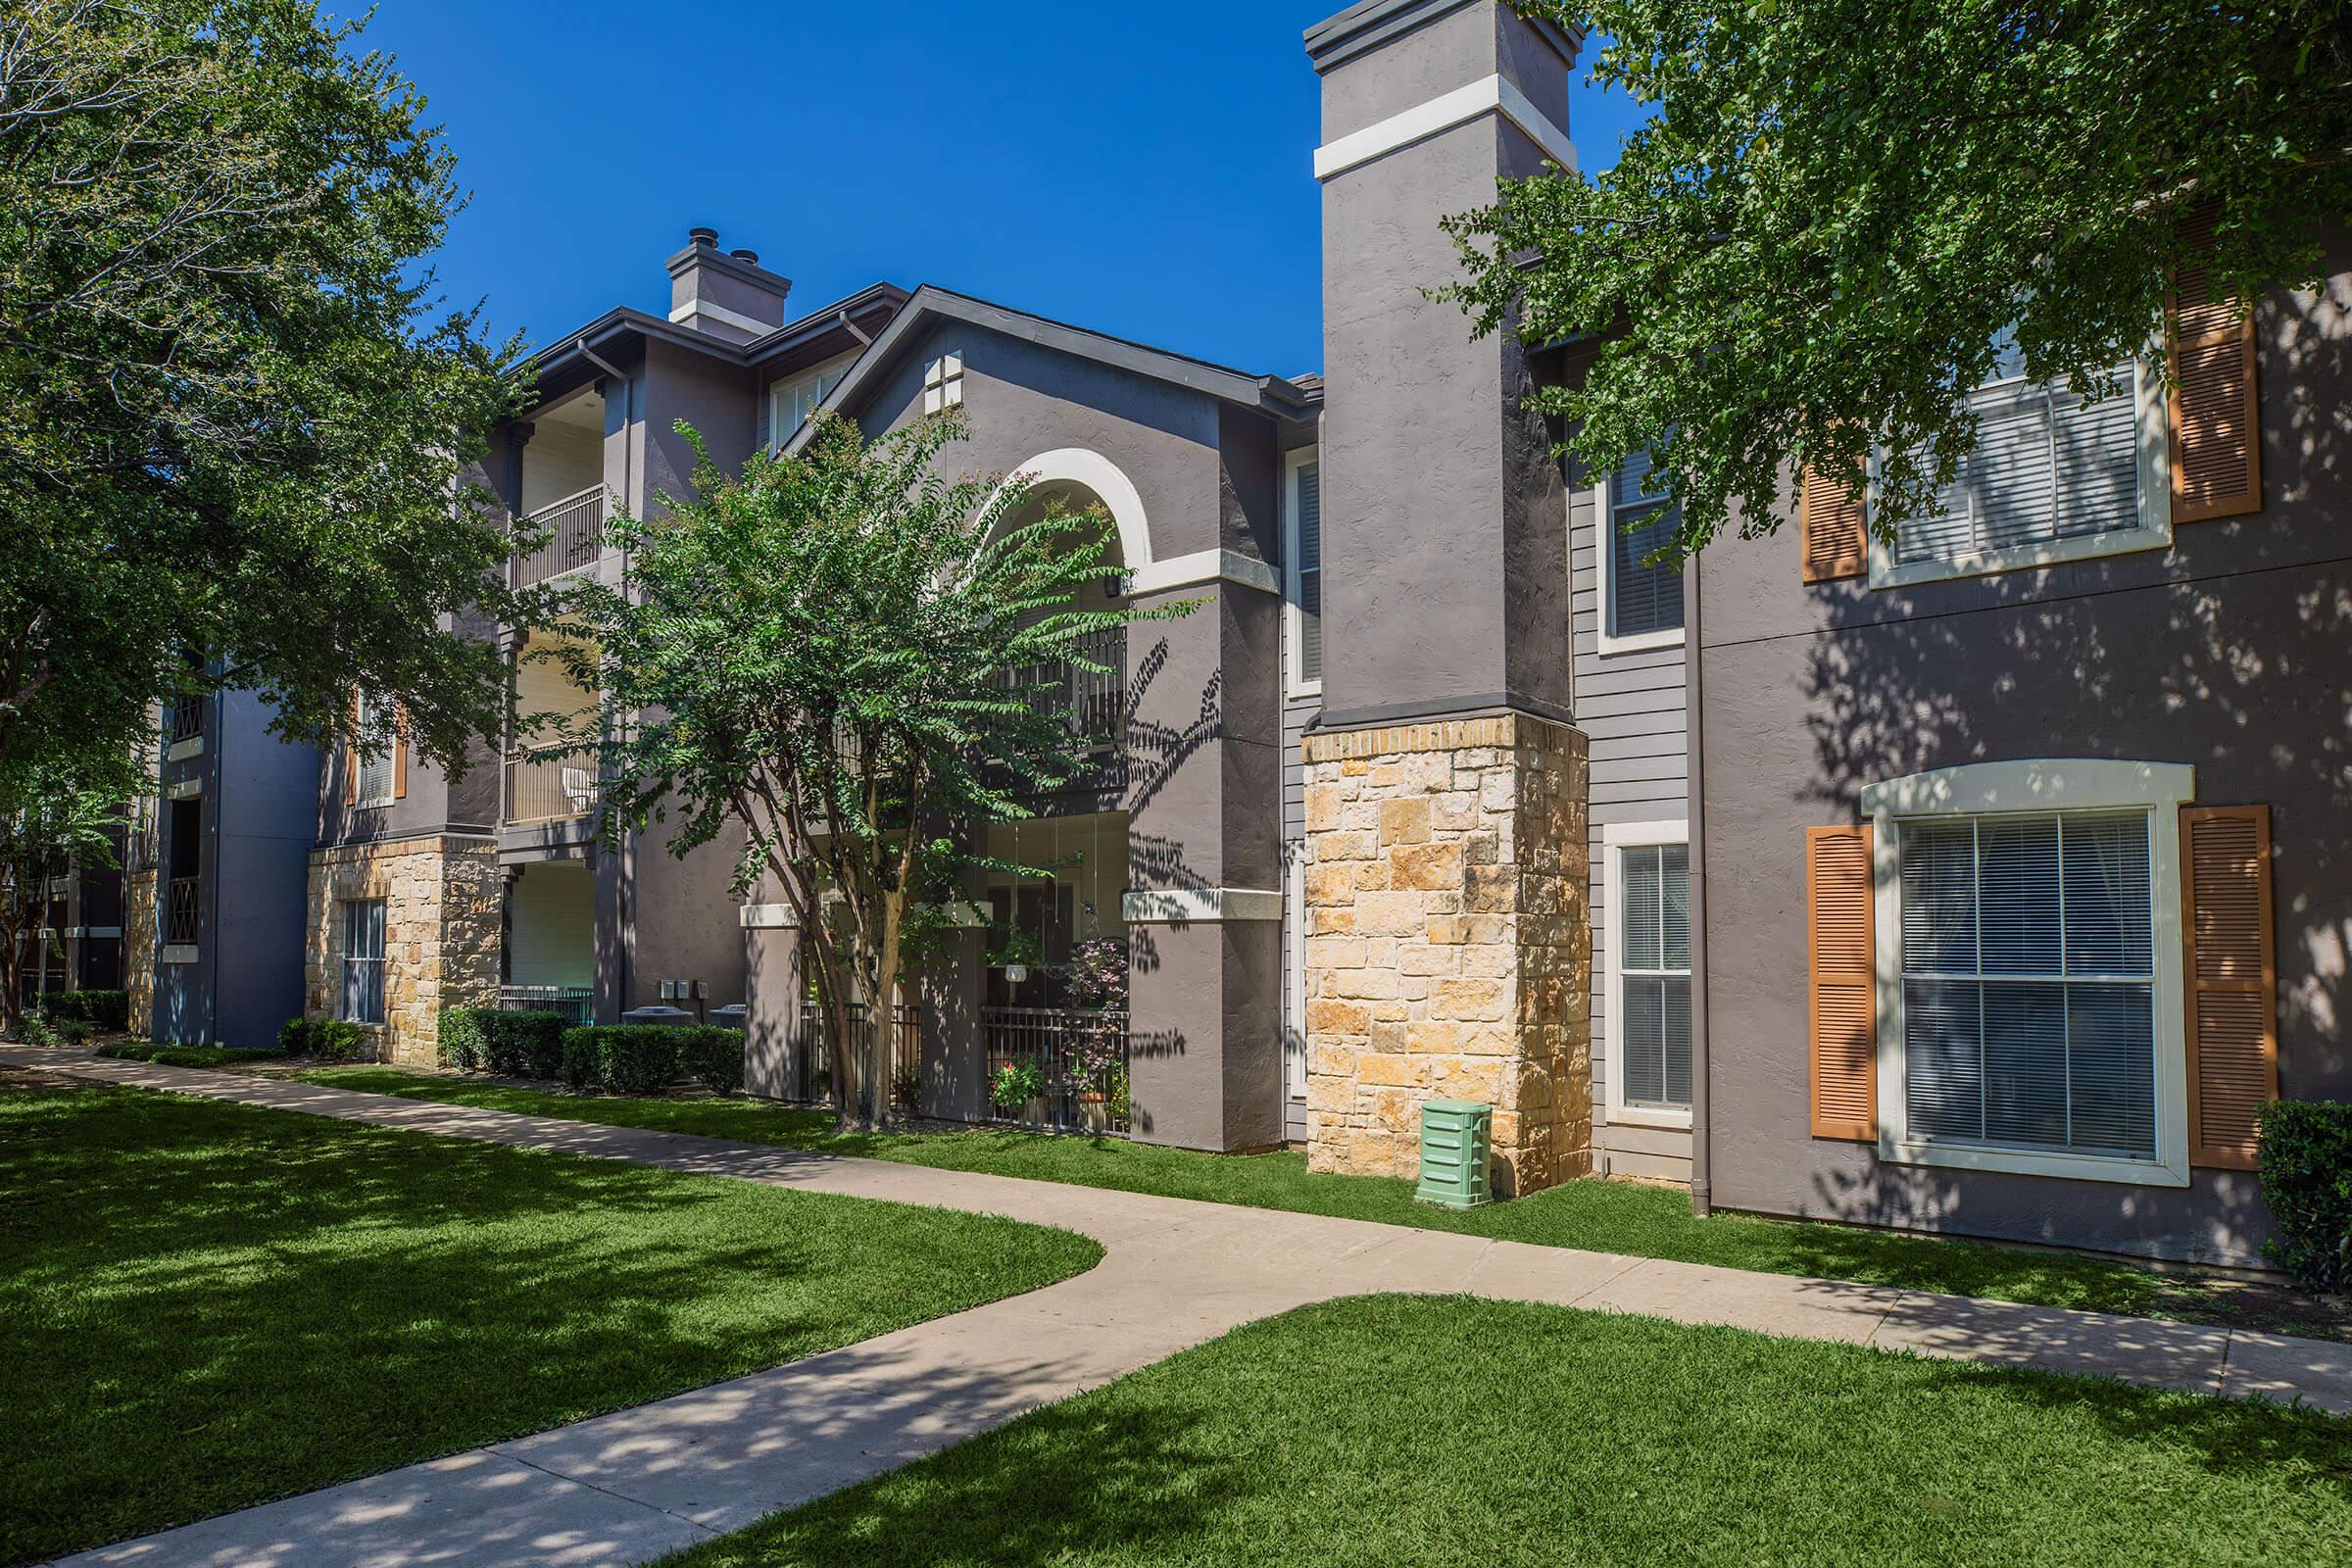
<box><xmin>1694</xmin><ymin>248</ymin><xmax>2352</xmax><ymax>1264</ymax></box>
<box><xmin>151</xmin><ymin>689</ymin><xmax>318</xmax><ymax>1048</ymax></box>
<box><xmin>1314</xmin><ymin>5</ymin><xmax>1575</xmax><ymax>729</ymax></box>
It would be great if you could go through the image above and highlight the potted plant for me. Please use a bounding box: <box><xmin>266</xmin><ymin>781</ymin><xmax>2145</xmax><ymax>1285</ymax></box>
<box><xmin>990</xmin><ymin>927</ymin><xmax>1045</xmax><ymax>986</ymax></box>
<box><xmin>990</xmin><ymin>1058</ymin><xmax>1047</xmax><ymax>1123</ymax></box>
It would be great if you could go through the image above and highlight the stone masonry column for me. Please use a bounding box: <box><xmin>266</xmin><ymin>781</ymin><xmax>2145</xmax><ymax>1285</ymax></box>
<box><xmin>1302</xmin><ymin>3</ymin><xmax>1593</xmax><ymax>1192</ymax></box>
<box><xmin>1302</xmin><ymin>714</ymin><xmax>1589</xmax><ymax>1196</ymax></box>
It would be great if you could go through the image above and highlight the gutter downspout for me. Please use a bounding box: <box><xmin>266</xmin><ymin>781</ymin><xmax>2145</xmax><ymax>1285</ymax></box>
<box><xmin>1686</xmin><ymin>542</ymin><xmax>1712</xmax><ymax>1218</ymax></box>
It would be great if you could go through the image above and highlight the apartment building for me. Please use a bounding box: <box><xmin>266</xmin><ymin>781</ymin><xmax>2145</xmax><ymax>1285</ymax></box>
<box><xmin>119</xmin><ymin>0</ymin><xmax>2342</xmax><ymax>1268</ymax></box>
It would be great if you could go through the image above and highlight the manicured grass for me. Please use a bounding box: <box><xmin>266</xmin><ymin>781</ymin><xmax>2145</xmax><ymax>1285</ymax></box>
<box><xmin>0</xmin><ymin>1077</ymin><xmax>1100</xmax><ymax>1567</ymax></box>
<box><xmin>97</xmin><ymin>1041</ymin><xmax>284</xmax><ymax>1068</ymax></box>
<box><xmin>299</xmin><ymin>1067</ymin><xmax>2216</xmax><ymax>1323</ymax></box>
<box><xmin>662</xmin><ymin>1295</ymin><xmax>2352</xmax><ymax>1568</ymax></box>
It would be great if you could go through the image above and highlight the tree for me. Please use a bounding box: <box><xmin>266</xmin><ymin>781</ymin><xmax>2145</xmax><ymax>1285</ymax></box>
<box><xmin>0</xmin><ymin>0</ymin><xmax>526</xmax><ymax>782</ymax></box>
<box><xmin>0</xmin><ymin>746</ymin><xmax>135</xmax><ymax>1032</ymax></box>
<box><xmin>1441</xmin><ymin>1</ymin><xmax>2352</xmax><ymax>552</ymax></box>
<box><xmin>549</xmin><ymin>410</ymin><xmax>1181</xmax><ymax>1130</ymax></box>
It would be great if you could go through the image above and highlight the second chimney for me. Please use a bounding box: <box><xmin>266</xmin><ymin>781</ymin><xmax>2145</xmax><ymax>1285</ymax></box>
<box><xmin>665</xmin><ymin>227</ymin><xmax>792</xmax><ymax>343</ymax></box>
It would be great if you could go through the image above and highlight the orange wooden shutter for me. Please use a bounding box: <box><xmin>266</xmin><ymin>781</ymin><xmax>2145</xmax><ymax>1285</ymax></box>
<box><xmin>392</xmin><ymin>705</ymin><xmax>410</xmax><ymax>801</ymax></box>
<box><xmin>2182</xmin><ymin>806</ymin><xmax>2278</xmax><ymax>1169</ymax></box>
<box><xmin>1800</xmin><ymin>464</ymin><xmax>1867</xmax><ymax>583</ymax></box>
<box><xmin>2168</xmin><ymin>216</ymin><xmax>2262</xmax><ymax>523</ymax></box>
<box><xmin>1808</xmin><ymin>824</ymin><xmax>1877</xmax><ymax>1140</ymax></box>
<box><xmin>343</xmin><ymin>694</ymin><xmax>360</xmax><ymax>804</ymax></box>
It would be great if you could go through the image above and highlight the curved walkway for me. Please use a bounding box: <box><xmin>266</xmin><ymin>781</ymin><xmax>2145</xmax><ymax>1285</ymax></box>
<box><xmin>13</xmin><ymin>1045</ymin><xmax>2348</xmax><ymax>1568</ymax></box>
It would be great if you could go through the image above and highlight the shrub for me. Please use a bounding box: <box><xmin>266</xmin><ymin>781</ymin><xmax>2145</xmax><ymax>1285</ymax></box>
<box><xmin>2259</xmin><ymin>1100</ymin><xmax>2352</xmax><ymax>1294</ymax></box>
<box><xmin>678</xmin><ymin>1026</ymin><xmax>746</xmax><ymax>1094</ymax></box>
<box><xmin>437</xmin><ymin>1008</ymin><xmax>488</xmax><ymax>1072</ymax></box>
<box><xmin>474</xmin><ymin>1010</ymin><xmax>567</xmax><ymax>1078</ymax></box>
<box><xmin>47</xmin><ymin>990</ymin><xmax>129</xmax><ymax>1030</ymax></box>
<box><xmin>9</xmin><ymin>1011</ymin><xmax>64</xmax><ymax>1046</ymax></box>
<box><xmin>558</xmin><ymin>1025</ymin><xmax>686</xmax><ymax>1095</ymax></box>
<box><xmin>991</xmin><ymin>1059</ymin><xmax>1046</xmax><ymax>1114</ymax></box>
<box><xmin>312</xmin><ymin>1019</ymin><xmax>368</xmax><ymax>1061</ymax></box>
<box><xmin>276</xmin><ymin>1017</ymin><xmax>368</xmax><ymax>1060</ymax></box>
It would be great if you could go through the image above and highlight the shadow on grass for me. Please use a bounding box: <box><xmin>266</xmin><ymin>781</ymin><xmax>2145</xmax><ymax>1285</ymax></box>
<box><xmin>662</xmin><ymin>1297</ymin><xmax>2352</xmax><ymax>1568</ymax></box>
<box><xmin>0</xmin><ymin>1080</ymin><xmax>1096</xmax><ymax>1567</ymax></box>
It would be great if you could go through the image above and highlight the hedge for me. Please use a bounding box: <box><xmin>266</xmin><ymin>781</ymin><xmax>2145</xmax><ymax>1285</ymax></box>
<box><xmin>45</xmin><ymin>990</ymin><xmax>129</xmax><ymax>1030</ymax></box>
<box><xmin>678</xmin><ymin>1026</ymin><xmax>746</xmax><ymax>1094</ymax></box>
<box><xmin>2259</xmin><ymin>1100</ymin><xmax>2352</xmax><ymax>1294</ymax></box>
<box><xmin>276</xmin><ymin>1017</ymin><xmax>368</xmax><ymax>1061</ymax></box>
<box><xmin>557</xmin><ymin>1024</ymin><xmax>745</xmax><ymax>1096</ymax></box>
<box><xmin>560</xmin><ymin>1025</ymin><xmax>675</xmax><ymax>1095</ymax></box>
<box><xmin>436</xmin><ymin>1008</ymin><xmax>567</xmax><ymax>1078</ymax></box>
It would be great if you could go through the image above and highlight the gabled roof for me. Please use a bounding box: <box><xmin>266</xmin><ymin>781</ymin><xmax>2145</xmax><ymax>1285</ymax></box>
<box><xmin>516</xmin><ymin>284</ymin><xmax>910</xmax><ymax>414</ymax></box>
<box><xmin>783</xmin><ymin>285</ymin><xmax>1318</xmax><ymax>454</ymax></box>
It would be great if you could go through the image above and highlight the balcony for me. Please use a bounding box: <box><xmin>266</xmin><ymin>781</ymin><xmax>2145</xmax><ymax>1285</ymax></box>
<box><xmin>513</xmin><ymin>487</ymin><xmax>607</xmax><ymax>588</ymax></box>
<box><xmin>503</xmin><ymin>743</ymin><xmax>598</xmax><ymax>826</ymax></box>
<box><xmin>167</xmin><ymin>694</ymin><xmax>205</xmax><ymax>746</ymax></box>
<box><xmin>499</xmin><ymin>985</ymin><xmax>593</xmax><ymax>1025</ymax></box>
<box><xmin>165</xmin><ymin>877</ymin><xmax>201</xmax><ymax>945</ymax></box>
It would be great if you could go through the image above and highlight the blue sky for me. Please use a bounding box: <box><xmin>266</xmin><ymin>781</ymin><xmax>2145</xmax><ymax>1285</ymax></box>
<box><xmin>356</xmin><ymin>3</ymin><xmax>1642</xmax><ymax>378</ymax></box>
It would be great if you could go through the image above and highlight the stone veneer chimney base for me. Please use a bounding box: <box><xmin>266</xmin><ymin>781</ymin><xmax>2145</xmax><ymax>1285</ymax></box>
<box><xmin>1302</xmin><ymin>711</ymin><xmax>1592</xmax><ymax>1198</ymax></box>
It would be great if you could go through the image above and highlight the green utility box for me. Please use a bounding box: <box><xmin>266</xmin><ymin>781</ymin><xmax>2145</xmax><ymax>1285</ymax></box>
<box><xmin>1415</xmin><ymin>1099</ymin><xmax>1493</xmax><ymax>1209</ymax></box>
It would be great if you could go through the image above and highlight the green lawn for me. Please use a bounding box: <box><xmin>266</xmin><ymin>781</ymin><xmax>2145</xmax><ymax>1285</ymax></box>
<box><xmin>297</xmin><ymin>1067</ymin><xmax>2235</xmax><ymax>1324</ymax></box>
<box><xmin>657</xmin><ymin>1295</ymin><xmax>2352</xmax><ymax>1568</ymax></box>
<box><xmin>0</xmin><ymin>1076</ymin><xmax>1099</xmax><ymax>1567</ymax></box>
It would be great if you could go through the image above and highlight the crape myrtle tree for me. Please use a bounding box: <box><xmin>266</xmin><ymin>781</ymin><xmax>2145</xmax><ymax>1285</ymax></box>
<box><xmin>1441</xmin><ymin>1</ymin><xmax>2352</xmax><ymax>551</ymax></box>
<box><xmin>548</xmin><ymin>409</ymin><xmax>1182</xmax><ymax>1130</ymax></box>
<box><xmin>0</xmin><ymin>0</ymin><xmax>527</xmax><ymax>789</ymax></box>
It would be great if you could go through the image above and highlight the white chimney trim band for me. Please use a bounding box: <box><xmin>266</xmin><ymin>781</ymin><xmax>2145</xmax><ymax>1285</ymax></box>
<box><xmin>669</xmin><ymin>298</ymin><xmax>777</xmax><ymax>336</ymax></box>
<box><xmin>1312</xmin><ymin>73</ymin><xmax>1578</xmax><ymax>182</ymax></box>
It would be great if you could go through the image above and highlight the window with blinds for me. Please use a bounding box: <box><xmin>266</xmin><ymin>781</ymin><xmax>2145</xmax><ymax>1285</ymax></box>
<box><xmin>1606</xmin><ymin>448</ymin><xmax>1684</xmax><ymax>641</ymax></box>
<box><xmin>353</xmin><ymin>692</ymin><xmax>397</xmax><ymax>807</ymax></box>
<box><xmin>1886</xmin><ymin>340</ymin><xmax>2146</xmax><ymax>568</ymax></box>
<box><xmin>1619</xmin><ymin>843</ymin><xmax>1691</xmax><ymax>1107</ymax></box>
<box><xmin>772</xmin><ymin>356</ymin><xmax>854</xmax><ymax>445</ymax></box>
<box><xmin>1291</xmin><ymin>459</ymin><xmax>1323</xmax><ymax>689</ymax></box>
<box><xmin>342</xmin><ymin>899</ymin><xmax>386</xmax><ymax>1026</ymax></box>
<box><xmin>1898</xmin><ymin>810</ymin><xmax>2157</xmax><ymax>1158</ymax></box>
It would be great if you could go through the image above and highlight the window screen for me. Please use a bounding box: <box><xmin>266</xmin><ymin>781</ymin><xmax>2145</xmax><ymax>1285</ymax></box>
<box><xmin>1898</xmin><ymin>811</ymin><xmax>2156</xmax><ymax>1157</ymax></box>
<box><xmin>1889</xmin><ymin>350</ymin><xmax>2142</xmax><ymax>565</ymax></box>
<box><xmin>1608</xmin><ymin>448</ymin><xmax>1684</xmax><ymax>639</ymax></box>
<box><xmin>354</xmin><ymin>693</ymin><xmax>397</xmax><ymax>807</ymax></box>
<box><xmin>1619</xmin><ymin>843</ymin><xmax>1691</xmax><ymax>1107</ymax></box>
<box><xmin>1294</xmin><ymin>461</ymin><xmax>1322</xmax><ymax>685</ymax></box>
<box><xmin>342</xmin><ymin>899</ymin><xmax>386</xmax><ymax>1026</ymax></box>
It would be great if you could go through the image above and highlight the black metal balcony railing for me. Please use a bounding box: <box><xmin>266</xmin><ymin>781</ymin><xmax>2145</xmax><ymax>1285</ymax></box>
<box><xmin>165</xmin><ymin>877</ymin><xmax>201</xmax><ymax>945</ymax></box>
<box><xmin>500</xmin><ymin>985</ymin><xmax>593</xmax><ymax>1025</ymax></box>
<box><xmin>513</xmin><ymin>487</ymin><xmax>607</xmax><ymax>588</ymax></box>
<box><xmin>167</xmin><ymin>693</ymin><xmax>205</xmax><ymax>746</ymax></box>
<box><xmin>991</xmin><ymin>624</ymin><xmax>1126</xmax><ymax>749</ymax></box>
<box><xmin>796</xmin><ymin>1003</ymin><xmax>922</xmax><ymax>1109</ymax></box>
<box><xmin>504</xmin><ymin>744</ymin><xmax>598</xmax><ymax>826</ymax></box>
<box><xmin>983</xmin><ymin>1006</ymin><xmax>1130</xmax><ymax>1135</ymax></box>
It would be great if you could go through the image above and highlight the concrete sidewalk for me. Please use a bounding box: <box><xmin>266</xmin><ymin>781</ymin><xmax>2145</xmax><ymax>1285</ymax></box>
<box><xmin>14</xmin><ymin>1046</ymin><xmax>2349</xmax><ymax>1568</ymax></box>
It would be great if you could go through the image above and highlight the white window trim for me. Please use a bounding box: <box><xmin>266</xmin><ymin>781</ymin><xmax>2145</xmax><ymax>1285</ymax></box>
<box><xmin>767</xmin><ymin>351</ymin><xmax>858</xmax><ymax>454</ymax></box>
<box><xmin>352</xmin><ymin>694</ymin><xmax>397</xmax><ymax>810</ymax></box>
<box><xmin>1283</xmin><ymin>446</ymin><xmax>1323</xmax><ymax>699</ymax></box>
<box><xmin>1285</xmin><ymin>851</ymin><xmax>1307</xmax><ymax>1108</ymax></box>
<box><xmin>1600</xmin><ymin>817</ymin><xmax>1692</xmax><ymax>1130</ymax></box>
<box><xmin>1591</xmin><ymin>478</ymin><xmax>1685</xmax><ymax>656</ymax></box>
<box><xmin>1864</xmin><ymin>759</ymin><xmax>2195</xmax><ymax>1188</ymax></box>
<box><xmin>1867</xmin><ymin>355</ymin><xmax>2174</xmax><ymax>590</ymax></box>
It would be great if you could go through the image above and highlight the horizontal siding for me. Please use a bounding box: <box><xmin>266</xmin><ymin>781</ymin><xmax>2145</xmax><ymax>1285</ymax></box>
<box><xmin>1281</xmin><ymin>690</ymin><xmax>1316</xmax><ymax>1144</ymax></box>
<box><xmin>1572</xmin><ymin>478</ymin><xmax>1692</xmax><ymax>1181</ymax></box>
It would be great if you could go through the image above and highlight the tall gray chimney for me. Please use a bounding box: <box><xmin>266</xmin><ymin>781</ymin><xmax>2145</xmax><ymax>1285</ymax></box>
<box><xmin>665</xmin><ymin>228</ymin><xmax>792</xmax><ymax>343</ymax></box>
